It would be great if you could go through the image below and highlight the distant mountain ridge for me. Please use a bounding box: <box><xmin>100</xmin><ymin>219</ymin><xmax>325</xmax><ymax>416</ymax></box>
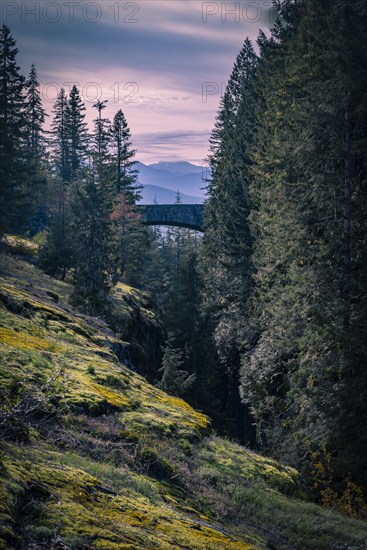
<box><xmin>136</xmin><ymin>161</ymin><xmax>207</xmax><ymax>204</ymax></box>
<box><xmin>140</xmin><ymin>184</ymin><xmax>203</xmax><ymax>205</ymax></box>
<box><xmin>148</xmin><ymin>161</ymin><xmax>203</xmax><ymax>175</ymax></box>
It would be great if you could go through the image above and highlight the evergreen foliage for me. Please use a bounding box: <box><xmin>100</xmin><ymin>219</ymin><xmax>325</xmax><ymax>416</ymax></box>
<box><xmin>1</xmin><ymin>9</ymin><xmax>367</xmax><ymax>505</ymax></box>
<box><xmin>202</xmin><ymin>37</ymin><xmax>258</xmax><ymax>444</ymax></box>
<box><xmin>158</xmin><ymin>336</ymin><xmax>196</xmax><ymax>397</ymax></box>
<box><xmin>109</xmin><ymin>109</ymin><xmax>143</xmax><ymax>282</ymax></box>
<box><xmin>50</xmin><ymin>87</ymin><xmax>70</xmax><ymax>183</ymax></box>
<box><xmin>24</xmin><ymin>64</ymin><xmax>46</xmax><ymax>159</ymax></box>
<box><xmin>70</xmin><ymin>101</ymin><xmax>116</xmax><ymax>312</ymax></box>
<box><xmin>43</xmin><ymin>88</ymin><xmax>73</xmax><ymax>278</ymax></box>
<box><xmin>66</xmin><ymin>85</ymin><xmax>88</xmax><ymax>180</ymax></box>
<box><xmin>0</xmin><ymin>25</ymin><xmax>27</xmax><ymax>234</ymax></box>
<box><xmin>23</xmin><ymin>64</ymin><xmax>48</xmax><ymax>232</ymax></box>
<box><xmin>203</xmin><ymin>0</ymin><xmax>367</xmax><ymax>494</ymax></box>
<box><xmin>70</xmin><ymin>169</ymin><xmax>115</xmax><ymax>314</ymax></box>
<box><xmin>110</xmin><ymin>109</ymin><xmax>140</xmax><ymax>199</ymax></box>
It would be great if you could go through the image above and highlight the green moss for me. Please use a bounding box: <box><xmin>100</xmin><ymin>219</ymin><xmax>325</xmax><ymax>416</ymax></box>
<box><xmin>197</xmin><ymin>437</ymin><xmax>300</xmax><ymax>494</ymax></box>
<box><xmin>1</xmin><ymin>235</ymin><xmax>39</xmax><ymax>256</ymax></box>
<box><xmin>138</xmin><ymin>446</ymin><xmax>177</xmax><ymax>480</ymax></box>
<box><xmin>0</xmin><ymin>446</ymin><xmax>261</xmax><ymax>549</ymax></box>
<box><xmin>0</xmin><ymin>326</ymin><xmax>63</xmax><ymax>352</ymax></box>
<box><xmin>1</xmin><ymin>252</ymin><xmax>367</xmax><ymax>550</ymax></box>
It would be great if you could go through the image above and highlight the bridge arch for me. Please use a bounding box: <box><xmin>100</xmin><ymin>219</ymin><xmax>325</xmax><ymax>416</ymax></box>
<box><xmin>139</xmin><ymin>204</ymin><xmax>204</xmax><ymax>232</ymax></box>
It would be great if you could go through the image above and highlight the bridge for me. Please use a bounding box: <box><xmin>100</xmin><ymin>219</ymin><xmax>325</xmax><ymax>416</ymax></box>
<box><xmin>139</xmin><ymin>204</ymin><xmax>204</xmax><ymax>232</ymax></box>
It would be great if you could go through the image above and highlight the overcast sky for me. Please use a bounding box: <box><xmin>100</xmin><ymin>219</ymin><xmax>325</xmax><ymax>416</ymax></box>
<box><xmin>2</xmin><ymin>0</ymin><xmax>274</xmax><ymax>164</ymax></box>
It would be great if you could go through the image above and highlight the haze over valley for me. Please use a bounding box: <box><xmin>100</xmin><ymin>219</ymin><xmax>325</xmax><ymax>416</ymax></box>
<box><xmin>137</xmin><ymin>160</ymin><xmax>206</xmax><ymax>204</ymax></box>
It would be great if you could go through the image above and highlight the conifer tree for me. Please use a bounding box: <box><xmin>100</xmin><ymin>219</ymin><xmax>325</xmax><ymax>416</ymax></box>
<box><xmin>158</xmin><ymin>336</ymin><xmax>196</xmax><ymax>397</ymax></box>
<box><xmin>70</xmin><ymin>169</ymin><xmax>115</xmax><ymax>314</ymax></box>
<box><xmin>66</xmin><ymin>85</ymin><xmax>88</xmax><ymax>181</ymax></box>
<box><xmin>238</xmin><ymin>0</ymin><xmax>367</xmax><ymax>493</ymax></box>
<box><xmin>51</xmin><ymin>87</ymin><xmax>70</xmax><ymax>183</ymax></box>
<box><xmin>110</xmin><ymin>109</ymin><xmax>140</xmax><ymax>199</ymax></box>
<box><xmin>70</xmin><ymin>100</ymin><xmax>116</xmax><ymax>312</ymax></box>
<box><xmin>109</xmin><ymin>109</ymin><xmax>143</xmax><ymax>282</ymax></box>
<box><xmin>0</xmin><ymin>25</ymin><xmax>26</xmax><ymax>234</ymax></box>
<box><xmin>202</xmin><ymin>37</ymin><xmax>258</xmax><ymax>442</ymax></box>
<box><xmin>92</xmin><ymin>99</ymin><xmax>110</xmax><ymax>180</ymax></box>
<box><xmin>43</xmin><ymin>88</ymin><xmax>72</xmax><ymax>278</ymax></box>
<box><xmin>24</xmin><ymin>64</ymin><xmax>48</xmax><ymax>232</ymax></box>
<box><xmin>24</xmin><ymin>64</ymin><xmax>46</xmax><ymax>159</ymax></box>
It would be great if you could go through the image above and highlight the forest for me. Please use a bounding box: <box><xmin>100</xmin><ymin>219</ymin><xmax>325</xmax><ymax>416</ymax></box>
<box><xmin>1</xmin><ymin>0</ymin><xmax>367</xmax><ymax>545</ymax></box>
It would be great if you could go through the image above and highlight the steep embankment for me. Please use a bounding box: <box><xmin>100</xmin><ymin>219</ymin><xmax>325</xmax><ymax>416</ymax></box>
<box><xmin>0</xmin><ymin>239</ymin><xmax>367</xmax><ymax>550</ymax></box>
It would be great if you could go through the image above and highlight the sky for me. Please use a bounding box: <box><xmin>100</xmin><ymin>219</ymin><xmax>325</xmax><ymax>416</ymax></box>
<box><xmin>1</xmin><ymin>0</ymin><xmax>275</xmax><ymax>164</ymax></box>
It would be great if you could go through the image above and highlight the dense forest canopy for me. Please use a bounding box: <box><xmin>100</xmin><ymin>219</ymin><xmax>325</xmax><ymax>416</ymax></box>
<box><xmin>203</xmin><ymin>0</ymin><xmax>367</xmax><ymax>503</ymax></box>
<box><xmin>0</xmin><ymin>0</ymin><xmax>367</xmax><ymax>519</ymax></box>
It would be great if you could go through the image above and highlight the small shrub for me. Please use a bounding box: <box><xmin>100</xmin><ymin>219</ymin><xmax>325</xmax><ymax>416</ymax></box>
<box><xmin>138</xmin><ymin>446</ymin><xmax>176</xmax><ymax>479</ymax></box>
<box><xmin>309</xmin><ymin>443</ymin><xmax>367</xmax><ymax>520</ymax></box>
<box><xmin>23</xmin><ymin>524</ymin><xmax>56</xmax><ymax>541</ymax></box>
<box><xmin>178</xmin><ymin>438</ymin><xmax>192</xmax><ymax>455</ymax></box>
<box><xmin>321</xmin><ymin>482</ymin><xmax>367</xmax><ymax>520</ymax></box>
<box><xmin>86</xmin><ymin>365</ymin><xmax>96</xmax><ymax>376</ymax></box>
<box><xmin>62</xmin><ymin>534</ymin><xmax>91</xmax><ymax>548</ymax></box>
<box><xmin>0</xmin><ymin>368</ymin><xmax>66</xmax><ymax>441</ymax></box>
<box><xmin>104</xmin><ymin>374</ymin><xmax>126</xmax><ymax>389</ymax></box>
<box><xmin>119</xmin><ymin>429</ymin><xmax>139</xmax><ymax>443</ymax></box>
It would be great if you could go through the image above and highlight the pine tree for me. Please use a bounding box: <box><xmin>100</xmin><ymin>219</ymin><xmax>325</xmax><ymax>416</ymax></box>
<box><xmin>110</xmin><ymin>109</ymin><xmax>140</xmax><ymax>199</ymax></box>
<box><xmin>92</xmin><ymin>99</ymin><xmax>110</xmax><ymax>181</ymax></box>
<box><xmin>109</xmin><ymin>108</ymin><xmax>143</xmax><ymax>281</ymax></box>
<box><xmin>70</xmin><ymin>169</ymin><xmax>115</xmax><ymax>314</ymax></box>
<box><xmin>239</xmin><ymin>0</ymin><xmax>367</xmax><ymax>494</ymax></box>
<box><xmin>24</xmin><ymin>64</ymin><xmax>46</xmax><ymax>159</ymax></box>
<box><xmin>44</xmin><ymin>88</ymin><xmax>72</xmax><ymax>278</ymax></box>
<box><xmin>202</xmin><ymin>37</ymin><xmax>258</xmax><ymax>442</ymax></box>
<box><xmin>240</xmin><ymin>15</ymin><xmax>300</xmax><ymax>450</ymax></box>
<box><xmin>66</xmin><ymin>85</ymin><xmax>88</xmax><ymax>181</ymax></box>
<box><xmin>158</xmin><ymin>336</ymin><xmax>196</xmax><ymax>397</ymax></box>
<box><xmin>70</xmin><ymin>100</ymin><xmax>117</xmax><ymax>312</ymax></box>
<box><xmin>51</xmin><ymin>87</ymin><xmax>70</xmax><ymax>183</ymax></box>
<box><xmin>0</xmin><ymin>25</ymin><xmax>26</xmax><ymax>234</ymax></box>
<box><xmin>23</xmin><ymin>63</ymin><xmax>48</xmax><ymax>233</ymax></box>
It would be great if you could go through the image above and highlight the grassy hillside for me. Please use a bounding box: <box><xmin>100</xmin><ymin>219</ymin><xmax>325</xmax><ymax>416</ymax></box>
<box><xmin>0</xmin><ymin>240</ymin><xmax>367</xmax><ymax>550</ymax></box>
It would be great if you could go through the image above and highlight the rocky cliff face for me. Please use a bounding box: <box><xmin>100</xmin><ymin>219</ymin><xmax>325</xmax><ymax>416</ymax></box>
<box><xmin>107</xmin><ymin>282</ymin><xmax>164</xmax><ymax>381</ymax></box>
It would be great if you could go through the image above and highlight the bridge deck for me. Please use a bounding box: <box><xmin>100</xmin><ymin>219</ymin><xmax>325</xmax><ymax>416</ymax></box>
<box><xmin>139</xmin><ymin>204</ymin><xmax>204</xmax><ymax>232</ymax></box>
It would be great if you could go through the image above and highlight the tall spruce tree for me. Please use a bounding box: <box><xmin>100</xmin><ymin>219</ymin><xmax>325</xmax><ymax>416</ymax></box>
<box><xmin>110</xmin><ymin>109</ymin><xmax>140</xmax><ymax>199</ymax></box>
<box><xmin>51</xmin><ymin>88</ymin><xmax>70</xmax><ymax>183</ymax></box>
<box><xmin>202</xmin><ymin>38</ymin><xmax>258</xmax><ymax>443</ymax></box>
<box><xmin>92</xmin><ymin>99</ymin><xmax>110</xmax><ymax>180</ymax></box>
<box><xmin>66</xmin><ymin>85</ymin><xmax>88</xmax><ymax>181</ymax></box>
<box><xmin>24</xmin><ymin>63</ymin><xmax>48</xmax><ymax>232</ymax></box>
<box><xmin>70</xmin><ymin>169</ymin><xmax>115</xmax><ymax>314</ymax></box>
<box><xmin>24</xmin><ymin>64</ymin><xmax>46</xmax><ymax>159</ymax></box>
<box><xmin>44</xmin><ymin>88</ymin><xmax>72</xmax><ymax>278</ymax></box>
<box><xmin>109</xmin><ymin>109</ymin><xmax>143</xmax><ymax>282</ymax></box>
<box><xmin>0</xmin><ymin>25</ymin><xmax>26</xmax><ymax>234</ymax></box>
<box><xmin>239</xmin><ymin>0</ymin><xmax>367</xmax><ymax>494</ymax></box>
<box><xmin>70</xmin><ymin>100</ymin><xmax>116</xmax><ymax>312</ymax></box>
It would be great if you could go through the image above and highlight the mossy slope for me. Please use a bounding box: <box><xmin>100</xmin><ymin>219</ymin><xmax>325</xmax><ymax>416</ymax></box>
<box><xmin>1</xmin><ymin>249</ymin><xmax>367</xmax><ymax>550</ymax></box>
